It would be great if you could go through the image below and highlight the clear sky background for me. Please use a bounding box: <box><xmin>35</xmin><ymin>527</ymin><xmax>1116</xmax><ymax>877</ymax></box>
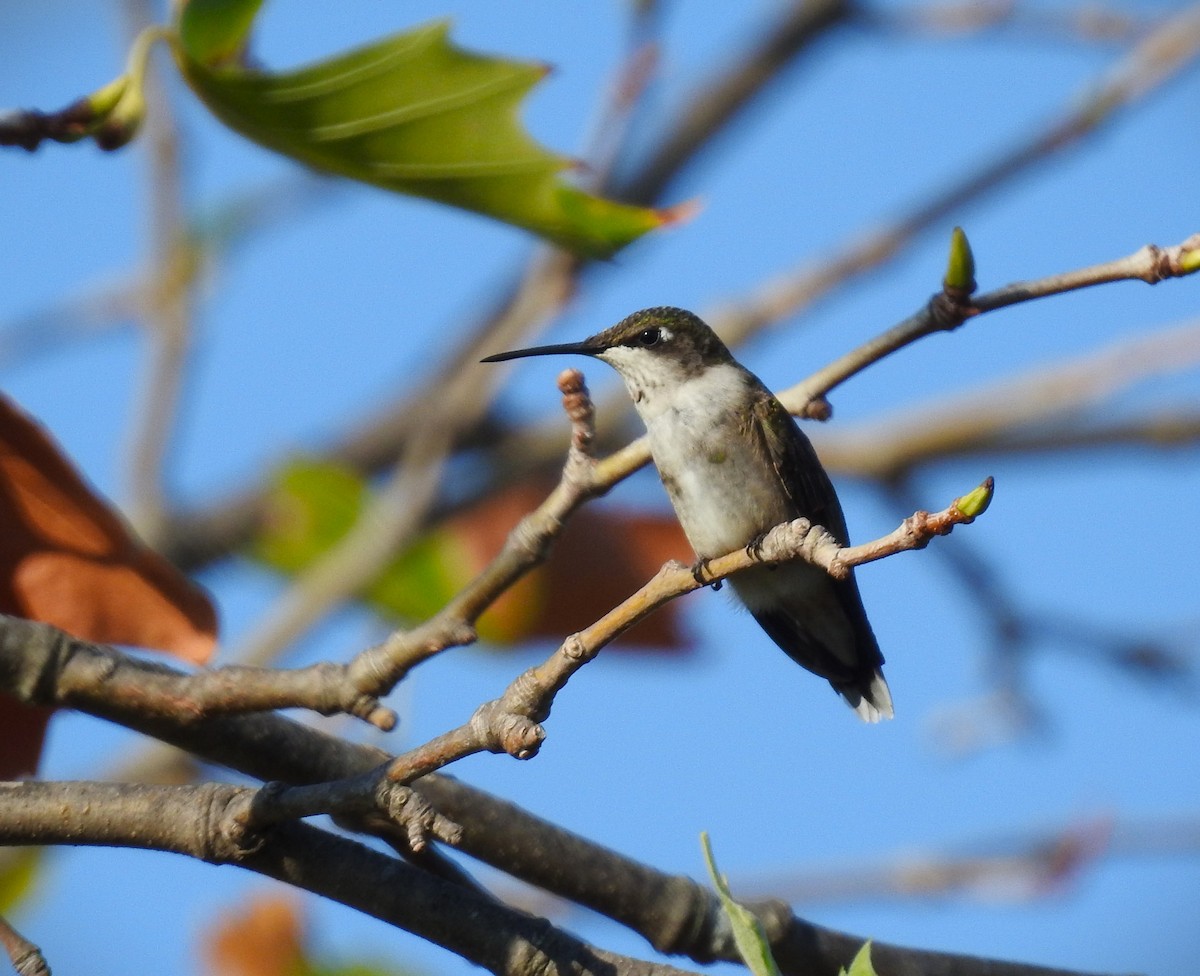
<box><xmin>2</xmin><ymin>1</ymin><xmax>1199</xmax><ymax>975</ymax></box>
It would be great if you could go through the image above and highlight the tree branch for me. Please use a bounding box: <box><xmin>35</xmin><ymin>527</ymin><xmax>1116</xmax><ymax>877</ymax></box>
<box><xmin>0</xmin><ymin>780</ymin><xmax>697</xmax><ymax>976</ymax></box>
<box><xmin>0</xmin><ymin>617</ymin><xmax>1121</xmax><ymax>976</ymax></box>
<box><xmin>812</xmin><ymin>312</ymin><xmax>1200</xmax><ymax>480</ymax></box>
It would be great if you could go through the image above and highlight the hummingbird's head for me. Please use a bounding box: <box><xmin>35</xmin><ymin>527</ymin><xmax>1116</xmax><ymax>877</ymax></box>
<box><xmin>481</xmin><ymin>307</ymin><xmax>733</xmax><ymax>400</ymax></box>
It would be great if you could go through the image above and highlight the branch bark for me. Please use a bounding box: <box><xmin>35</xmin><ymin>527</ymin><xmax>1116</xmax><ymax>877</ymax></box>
<box><xmin>0</xmin><ymin>616</ymin><xmax>1120</xmax><ymax>976</ymax></box>
<box><xmin>0</xmin><ymin>780</ymin><xmax>697</xmax><ymax>976</ymax></box>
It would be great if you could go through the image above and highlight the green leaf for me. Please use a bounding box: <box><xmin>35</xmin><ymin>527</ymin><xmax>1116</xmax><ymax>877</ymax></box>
<box><xmin>250</xmin><ymin>459</ymin><xmax>543</xmax><ymax>640</ymax></box>
<box><xmin>251</xmin><ymin>459</ymin><xmax>368</xmax><ymax>573</ymax></box>
<box><xmin>700</xmin><ymin>833</ymin><xmax>782</xmax><ymax>976</ymax></box>
<box><xmin>839</xmin><ymin>941</ymin><xmax>878</xmax><ymax>976</ymax></box>
<box><xmin>172</xmin><ymin>10</ymin><xmax>671</xmax><ymax>256</ymax></box>
<box><xmin>178</xmin><ymin>0</ymin><xmax>264</xmax><ymax>65</ymax></box>
<box><xmin>0</xmin><ymin>849</ymin><xmax>42</xmax><ymax>915</ymax></box>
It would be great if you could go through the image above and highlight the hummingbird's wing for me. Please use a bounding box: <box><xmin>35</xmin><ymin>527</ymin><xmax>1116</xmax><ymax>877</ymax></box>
<box><xmin>742</xmin><ymin>391</ymin><xmax>892</xmax><ymax>721</ymax></box>
<box><xmin>744</xmin><ymin>393</ymin><xmax>850</xmax><ymax>543</ymax></box>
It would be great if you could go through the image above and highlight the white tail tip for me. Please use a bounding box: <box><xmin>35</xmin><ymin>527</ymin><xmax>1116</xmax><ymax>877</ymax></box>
<box><xmin>850</xmin><ymin>670</ymin><xmax>894</xmax><ymax>723</ymax></box>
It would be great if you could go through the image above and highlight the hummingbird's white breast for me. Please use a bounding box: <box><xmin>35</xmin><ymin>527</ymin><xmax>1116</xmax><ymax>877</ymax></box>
<box><xmin>613</xmin><ymin>357</ymin><xmax>794</xmax><ymax>559</ymax></box>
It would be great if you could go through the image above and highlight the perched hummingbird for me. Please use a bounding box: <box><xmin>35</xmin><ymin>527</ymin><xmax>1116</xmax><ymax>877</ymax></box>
<box><xmin>483</xmin><ymin>307</ymin><xmax>892</xmax><ymax>722</ymax></box>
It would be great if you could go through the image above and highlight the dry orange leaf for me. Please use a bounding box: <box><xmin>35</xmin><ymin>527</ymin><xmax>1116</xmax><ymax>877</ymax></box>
<box><xmin>203</xmin><ymin>893</ymin><xmax>305</xmax><ymax>976</ymax></box>
<box><xmin>0</xmin><ymin>394</ymin><xmax>218</xmax><ymax>777</ymax></box>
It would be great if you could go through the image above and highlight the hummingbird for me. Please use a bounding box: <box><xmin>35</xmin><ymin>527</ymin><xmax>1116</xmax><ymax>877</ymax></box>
<box><xmin>483</xmin><ymin>307</ymin><xmax>892</xmax><ymax>722</ymax></box>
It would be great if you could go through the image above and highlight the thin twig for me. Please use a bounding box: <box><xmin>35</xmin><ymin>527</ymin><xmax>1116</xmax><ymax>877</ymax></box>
<box><xmin>346</xmin><ymin>368</ymin><xmax>602</xmax><ymax>691</ymax></box>
<box><xmin>862</xmin><ymin>0</ymin><xmax>1149</xmax><ymax>45</ymax></box>
<box><xmin>0</xmin><ymin>914</ymin><xmax>50</xmax><ymax>976</ymax></box>
<box><xmin>612</xmin><ymin>0</ymin><xmax>851</xmax><ymax>204</ymax></box>
<box><xmin>708</xmin><ymin>7</ymin><xmax>1200</xmax><ymax>353</ymax></box>
<box><xmin>811</xmin><ymin>306</ymin><xmax>1200</xmax><ymax>479</ymax></box>
<box><xmin>121</xmin><ymin>0</ymin><xmax>196</xmax><ymax>544</ymax></box>
<box><xmin>229</xmin><ymin>250</ymin><xmax>578</xmax><ymax>667</ymax></box>
<box><xmin>370</xmin><ymin>482</ymin><xmax>990</xmax><ymax>781</ymax></box>
<box><xmin>738</xmin><ymin>814</ymin><xmax>1200</xmax><ymax>906</ymax></box>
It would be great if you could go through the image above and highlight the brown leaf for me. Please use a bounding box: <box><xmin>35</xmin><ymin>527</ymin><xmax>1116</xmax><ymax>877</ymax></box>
<box><xmin>203</xmin><ymin>893</ymin><xmax>305</xmax><ymax>976</ymax></box>
<box><xmin>452</xmin><ymin>480</ymin><xmax>695</xmax><ymax>652</ymax></box>
<box><xmin>0</xmin><ymin>394</ymin><xmax>219</xmax><ymax>777</ymax></box>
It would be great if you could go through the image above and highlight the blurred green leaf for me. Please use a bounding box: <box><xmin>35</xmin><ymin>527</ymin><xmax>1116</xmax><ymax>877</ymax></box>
<box><xmin>840</xmin><ymin>941</ymin><xmax>878</xmax><ymax>976</ymax></box>
<box><xmin>251</xmin><ymin>460</ymin><xmax>697</xmax><ymax>649</ymax></box>
<box><xmin>172</xmin><ymin>10</ymin><xmax>671</xmax><ymax>256</ymax></box>
<box><xmin>700</xmin><ymin>832</ymin><xmax>782</xmax><ymax>976</ymax></box>
<box><xmin>0</xmin><ymin>849</ymin><xmax>42</xmax><ymax>915</ymax></box>
<box><xmin>251</xmin><ymin>459</ymin><xmax>366</xmax><ymax>573</ymax></box>
<box><xmin>178</xmin><ymin>0</ymin><xmax>264</xmax><ymax>65</ymax></box>
<box><xmin>306</xmin><ymin>964</ymin><xmax>405</xmax><ymax>976</ymax></box>
<box><xmin>251</xmin><ymin>459</ymin><xmax>543</xmax><ymax>641</ymax></box>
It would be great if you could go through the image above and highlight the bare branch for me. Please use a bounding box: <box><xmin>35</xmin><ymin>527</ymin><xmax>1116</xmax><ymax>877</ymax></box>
<box><xmin>120</xmin><ymin>0</ymin><xmax>197</xmax><ymax>543</ymax></box>
<box><xmin>227</xmin><ymin>249</ymin><xmax>579</xmax><ymax>668</ymax></box>
<box><xmin>723</xmin><ymin>813</ymin><xmax>1200</xmax><ymax>906</ymax></box>
<box><xmin>782</xmin><ymin>232</ymin><xmax>1200</xmax><ymax>413</ymax></box>
<box><xmin>361</xmin><ymin>483</ymin><xmax>992</xmax><ymax>778</ymax></box>
<box><xmin>0</xmin><ymin>914</ymin><xmax>49</xmax><ymax>976</ymax></box>
<box><xmin>0</xmin><ymin>619</ymin><xmax>1120</xmax><ymax>976</ymax></box>
<box><xmin>0</xmin><ymin>780</ymin><xmax>698</xmax><ymax>976</ymax></box>
<box><xmin>612</xmin><ymin>0</ymin><xmax>852</xmax><ymax>205</ymax></box>
<box><xmin>814</xmin><ymin>312</ymin><xmax>1200</xmax><ymax>479</ymax></box>
<box><xmin>244</xmin><ymin>775</ymin><xmax>463</xmax><ymax>853</ymax></box>
<box><xmin>863</xmin><ymin>1</ymin><xmax>1149</xmax><ymax>45</ymax></box>
<box><xmin>347</xmin><ymin>368</ymin><xmax>603</xmax><ymax>693</ymax></box>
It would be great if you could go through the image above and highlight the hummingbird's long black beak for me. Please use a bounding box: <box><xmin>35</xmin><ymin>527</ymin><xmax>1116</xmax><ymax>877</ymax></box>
<box><xmin>481</xmin><ymin>340</ymin><xmax>602</xmax><ymax>363</ymax></box>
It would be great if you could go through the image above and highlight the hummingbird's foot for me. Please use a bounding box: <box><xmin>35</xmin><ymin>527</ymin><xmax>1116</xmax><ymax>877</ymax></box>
<box><xmin>691</xmin><ymin>558</ymin><xmax>722</xmax><ymax>591</ymax></box>
<box><xmin>745</xmin><ymin>531</ymin><xmax>771</xmax><ymax>564</ymax></box>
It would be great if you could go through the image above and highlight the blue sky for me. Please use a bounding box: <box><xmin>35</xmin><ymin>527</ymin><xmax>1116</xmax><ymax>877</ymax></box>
<box><xmin>2</xmin><ymin>2</ymin><xmax>1199</xmax><ymax>975</ymax></box>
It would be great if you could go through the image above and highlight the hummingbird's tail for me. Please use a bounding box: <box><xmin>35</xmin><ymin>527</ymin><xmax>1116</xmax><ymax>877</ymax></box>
<box><xmin>838</xmin><ymin>669</ymin><xmax>894</xmax><ymax>723</ymax></box>
<box><xmin>735</xmin><ymin>566</ymin><xmax>893</xmax><ymax>722</ymax></box>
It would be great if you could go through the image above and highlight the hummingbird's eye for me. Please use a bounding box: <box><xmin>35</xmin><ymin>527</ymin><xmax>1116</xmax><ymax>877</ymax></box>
<box><xmin>636</xmin><ymin>327</ymin><xmax>662</xmax><ymax>347</ymax></box>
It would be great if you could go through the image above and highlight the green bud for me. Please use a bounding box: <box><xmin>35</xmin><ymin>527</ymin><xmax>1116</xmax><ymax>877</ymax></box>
<box><xmin>94</xmin><ymin>82</ymin><xmax>146</xmax><ymax>151</ymax></box>
<box><xmin>943</xmin><ymin>226</ymin><xmax>977</xmax><ymax>295</ymax></box>
<box><xmin>1181</xmin><ymin>245</ymin><xmax>1200</xmax><ymax>275</ymax></box>
<box><xmin>954</xmin><ymin>476</ymin><xmax>994</xmax><ymax>519</ymax></box>
<box><xmin>87</xmin><ymin>75</ymin><xmax>131</xmax><ymax>118</ymax></box>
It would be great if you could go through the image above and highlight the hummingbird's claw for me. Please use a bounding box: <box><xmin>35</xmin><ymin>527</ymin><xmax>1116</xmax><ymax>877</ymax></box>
<box><xmin>745</xmin><ymin>531</ymin><xmax>769</xmax><ymax>561</ymax></box>
<box><xmin>691</xmin><ymin>557</ymin><xmax>721</xmax><ymax>590</ymax></box>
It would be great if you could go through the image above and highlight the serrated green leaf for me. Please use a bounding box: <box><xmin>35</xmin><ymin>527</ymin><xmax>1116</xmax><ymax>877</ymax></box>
<box><xmin>839</xmin><ymin>941</ymin><xmax>878</xmax><ymax>976</ymax></box>
<box><xmin>178</xmin><ymin>0</ymin><xmax>264</xmax><ymax>65</ymax></box>
<box><xmin>701</xmin><ymin>833</ymin><xmax>782</xmax><ymax>976</ymax></box>
<box><xmin>171</xmin><ymin>12</ymin><xmax>669</xmax><ymax>256</ymax></box>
